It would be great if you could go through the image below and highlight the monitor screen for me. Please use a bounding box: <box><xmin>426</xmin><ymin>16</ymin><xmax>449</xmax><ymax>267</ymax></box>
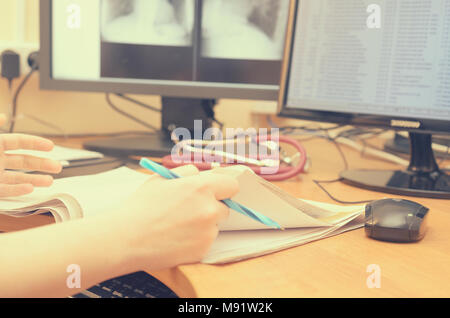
<box><xmin>42</xmin><ymin>0</ymin><xmax>290</xmax><ymax>100</ymax></box>
<box><xmin>281</xmin><ymin>0</ymin><xmax>450</xmax><ymax>132</ymax></box>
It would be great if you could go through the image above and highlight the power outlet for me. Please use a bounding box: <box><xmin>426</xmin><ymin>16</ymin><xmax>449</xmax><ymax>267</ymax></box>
<box><xmin>0</xmin><ymin>42</ymin><xmax>39</xmax><ymax>76</ymax></box>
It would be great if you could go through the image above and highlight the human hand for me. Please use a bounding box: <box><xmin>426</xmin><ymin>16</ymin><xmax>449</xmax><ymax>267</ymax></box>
<box><xmin>110</xmin><ymin>165</ymin><xmax>239</xmax><ymax>271</ymax></box>
<box><xmin>0</xmin><ymin>114</ymin><xmax>62</xmax><ymax>197</ymax></box>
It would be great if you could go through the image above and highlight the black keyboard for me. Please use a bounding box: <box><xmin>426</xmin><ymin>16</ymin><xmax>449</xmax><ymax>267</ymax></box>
<box><xmin>72</xmin><ymin>271</ymin><xmax>178</xmax><ymax>298</ymax></box>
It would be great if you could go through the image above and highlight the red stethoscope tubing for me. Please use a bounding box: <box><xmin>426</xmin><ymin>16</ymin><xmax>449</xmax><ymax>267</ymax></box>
<box><xmin>162</xmin><ymin>135</ymin><xmax>307</xmax><ymax>181</ymax></box>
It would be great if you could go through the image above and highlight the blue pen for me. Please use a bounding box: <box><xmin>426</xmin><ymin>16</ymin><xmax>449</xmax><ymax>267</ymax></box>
<box><xmin>139</xmin><ymin>158</ymin><xmax>282</xmax><ymax>230</ymax></box>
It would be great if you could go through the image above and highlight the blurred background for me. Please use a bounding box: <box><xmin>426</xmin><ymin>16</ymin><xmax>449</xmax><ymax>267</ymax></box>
<box><xmin>0</xmin><ymin>0</ymin><xmax>281</xmax><ymax>137</ymax></box>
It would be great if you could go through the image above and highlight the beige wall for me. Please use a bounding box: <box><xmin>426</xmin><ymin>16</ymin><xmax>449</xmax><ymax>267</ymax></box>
<box><xmin>0</xmin><ymin>1</ymin><xmax>39</xmax><ymax>42</ymax></box>
<box><xmin>0</xmin><ymin>1</ymin><xmax>266</xmax><ymax>135</ymax></box>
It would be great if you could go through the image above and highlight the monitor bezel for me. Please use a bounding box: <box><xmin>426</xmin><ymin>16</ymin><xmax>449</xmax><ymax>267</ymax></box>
<box><xmin>278</xmin><ymin>0</ymin><xmax>450</xmax><ymax>135</ymax></box>
<box><xmin>39</xmin><ymin>0</ymin><xmax>280</xmax><ymax>101</ymax></box>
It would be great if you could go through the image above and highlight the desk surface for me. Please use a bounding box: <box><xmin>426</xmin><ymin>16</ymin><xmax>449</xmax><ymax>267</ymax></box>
<box><xmin>0</xmin><ymin>135</ymin><xmax>449</xmax><ymax>298</ymax></box>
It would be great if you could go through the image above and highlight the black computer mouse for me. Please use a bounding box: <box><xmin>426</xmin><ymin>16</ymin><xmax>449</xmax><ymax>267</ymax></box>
<box><xmin>364</xmin><ymin>198</ymin><xmax>429</xmax><ymax>243</ymax></box>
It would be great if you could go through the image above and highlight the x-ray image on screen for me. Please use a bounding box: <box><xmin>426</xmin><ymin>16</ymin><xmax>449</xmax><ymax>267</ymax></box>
<box><xmin>100</xmin><ymin>0</ymin><xmax>196</xmax><ymax>81</ymax></box>
<box><xmin>197</xmin><ymin>0</ymin><xmax>289</xmax><ymax>85</ymax></box>
<box><xmin>97</xmin><ymin>0</ymin><xmax>288</xmax><ymax>84</ymax></box>
<box><xmin>101</xmin><ymin>0</ymin><xmax>194</xmax><ymax>46</ymax></box>
<box><xmin>201</xmin><ymin>0</ymin><xmax>289</xmax><ymax>60</ymax></box>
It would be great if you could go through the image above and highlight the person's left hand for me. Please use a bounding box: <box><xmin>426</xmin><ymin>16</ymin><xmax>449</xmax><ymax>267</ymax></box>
<box><xmin>0</xmin><ymin>114</ymin><xmax>62</xmax><ymax>197</ymax></box>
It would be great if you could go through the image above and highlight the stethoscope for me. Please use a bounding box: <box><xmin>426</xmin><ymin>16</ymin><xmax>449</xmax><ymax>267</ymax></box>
<box><xmin>162</xmin><ymin>135</ymin><xmax>308</xmax><ymax>181</ymax></box>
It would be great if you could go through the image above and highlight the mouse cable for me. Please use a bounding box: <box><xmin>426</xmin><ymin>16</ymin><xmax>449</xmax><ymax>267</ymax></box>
<box><xmin>106</xmin><ymin>93</ymin><xmax>159</xmax><ymax>132</ymax></box>
<box><xmin>311</xmin><ymin>132</ymin><xmax>375</xmax><ymax>205</ymax></box>
<box><xmin>312</xmin><ymin>178</ymin><xmax>373</xmax><ymax>205</ymax></box>
<box><xmin>266</xmin><ymin>117</ymin><xmax>375</xmax><ymax>203</ymax></box>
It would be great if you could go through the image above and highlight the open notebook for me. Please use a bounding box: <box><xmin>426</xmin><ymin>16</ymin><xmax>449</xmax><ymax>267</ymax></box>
<box><xmin>0</xmin><ymin>167</ymin><xmax>365</xmax><ymax>264</ymax></box>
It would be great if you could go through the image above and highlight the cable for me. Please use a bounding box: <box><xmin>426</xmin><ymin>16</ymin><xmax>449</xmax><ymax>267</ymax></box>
<box><xmin>327</xmin><ymin>133</ymin><xmax>349</xmax><ymax>170</ymax></box>
<box><xmin>313</xmin><ymin>178</ymin><xmax>373</xmax><ymax>205</ymax></box>
<box><xmin>285</xmin><ymin>126</ymin><xmax>409</xmax><ymax>167</ymax></box>
<box><xmin>213</xmin><ymin>117</ymin><xmax>225</xmax><ymax>131</ymax></box>
<box><xmin>266</xmin><ymin>115</ymin><xmax>343</xmax><ymax>133</ymax></box>
<box><xmin>265</xmin><ymin>119</ymin><xmax>380</xmax><ymax>203</ymax></box>
<box><xmin>7</xmin><ymin>52</ymin><xmax>40</xmax><ymax>133</ymax></box>
<box><xmin>9</xmin><ymin>68</ymin><xmax>36</xmax><ymax>133</ymax></box>
<box><xmin>19</xmin><ymin>113</ymin><xmax>69</xmax><ymax>140</ymax></box>
<box><xmin>114</xmin><ymin>93</ymin><xmax>161</xmax><ymax>113</ymax></box>
<box><xmin>6</xmin><ymin>81</ymin><xmax>13</xmax><ymax>126</ymax></box>
<box><xmin>310</xmin><ymin>127</ymin><xmax>377</xmax><ymax>204</ymax></box>
<box><xmin>105</xmin><ymin>93</ymin><xmax>159</xmax><ymax>132</ymax></box>
<box><xmin>310</xmin><ymin>133</ymin><xmax>375</xmax><ymax>204</ymax></box>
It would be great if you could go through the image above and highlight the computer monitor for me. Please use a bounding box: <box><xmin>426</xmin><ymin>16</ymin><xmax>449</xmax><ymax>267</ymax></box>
<box><xmin>39</xmin><ymin>0</ymin><xmax>290</xmax><ymax>156</ymax></box>
<box><xmin>279</xmin><ymin>0</ymin><xmax>450</xmax><ymax>198</ymax></box>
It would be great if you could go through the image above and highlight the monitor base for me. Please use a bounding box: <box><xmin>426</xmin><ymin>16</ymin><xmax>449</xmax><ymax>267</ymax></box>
<box><xmin>340</xmin><ymin>169</ymin><xmax>450</xmax><ymax>199</ymax></box>
<box><xmin>341</xmin><ymin>132</ymin><xmax>450</xmax><ymax>199</ymax></box>
<box><xmin>83</xmin><ymin>133</ymin><xmax>175</xmax><ymax>158</ymax></box>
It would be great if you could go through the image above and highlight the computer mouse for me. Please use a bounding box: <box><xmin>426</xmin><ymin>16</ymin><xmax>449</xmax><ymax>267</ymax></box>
<box><xmin>364</xmin><ymin>198</ymin><xmax>429</xmax><ymax>243</ymax></box>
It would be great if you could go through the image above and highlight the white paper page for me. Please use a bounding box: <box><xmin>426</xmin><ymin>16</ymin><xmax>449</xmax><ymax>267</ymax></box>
<box><xmin>257</xmin><ymin>178</ymin><xmax>338</xmax><ymax>219</ymax></box>
<box><xmin>205</xmin><ymin>213</ymin><xmax>365</xmax><ymax>264</ymax></box>
<box><xmin>0</xmin><ymin>168</ymin><xmax>148</xmax><ymax>221</ymax></box>
<box><xmin>218</xmin><ymin>170</ymin><xmax>330</xmax><ymax>231</ymax></box>
<box><xmin>30</xmin><ymin>167</ymin><xmax>150</xmax><ymax>218</ymax></box>
<box><xmin>298</xmin><ymin>200</ymin><xmax>366</xmax><ymax>224</ymax></box>
<box><xmin>0</xmin><ymin>196</ymin><xmax>77</xmax><ymax>222</ymax></box>
<box><xmin>0</xmin><ymin>195</ymin><xmax>75</xmax><ymax>214</ymax></box>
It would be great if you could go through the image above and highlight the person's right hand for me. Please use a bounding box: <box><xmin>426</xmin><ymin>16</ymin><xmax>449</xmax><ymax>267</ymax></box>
<box><xmin>109</xmin><ymin>165</ymin><xmax>239</xmax><ymax>271</ymax></box>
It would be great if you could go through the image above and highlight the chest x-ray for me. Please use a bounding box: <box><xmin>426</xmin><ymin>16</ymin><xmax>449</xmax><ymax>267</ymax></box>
<box><xmin>202</xmin><ymin>0</ymin><xmax>289</xmax><ymax>60</ymax></box>
<box><xmin>101</xmin><ymin>0</ymin><xmax>288</xmax><ymax>59</ymax></box>
<box><xmin>99</xmin><ymin>0</ymin><xmax>289</xmax><ymax>84</ymax></box>
<box><xmin>101</xmin><ymin>0</ymin><xmax>194</xmax><ymax>46</ymax></box>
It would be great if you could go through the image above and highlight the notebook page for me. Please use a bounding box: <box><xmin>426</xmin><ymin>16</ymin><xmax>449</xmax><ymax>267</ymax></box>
<box><xmin>0</xmin><ymin>168</ymin><xmax>148</xmax><ymax>221</ymax></box>
<box><xmin>205</xmin><ymin>212</ymin><xmax>364</xmax><ymax>264</ymax></box>
<box><xmin>35</xmin><ymin>167</ymin><xmax>150</xmax><ymax>218</ymax></box>
<box><xmin>0</xmin><ymin>194</ymin><xmax>80</xmax><ymax>221</ymax></box>
<box><xmin>217</xmin><ymin>169</ymin><xmax>330</xmax><ymax>231</ymax></box>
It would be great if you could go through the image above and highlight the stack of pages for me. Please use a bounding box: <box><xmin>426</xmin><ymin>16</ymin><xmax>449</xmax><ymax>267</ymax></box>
<box><xmin>6</xmin><ymin>145</ymin><xmax>104</xmax><ymax>167</ymax></box>
<box><xmin>0</xmin><ymin>167</ymin><xmax>365</xmax><ymax>264</ymax></box>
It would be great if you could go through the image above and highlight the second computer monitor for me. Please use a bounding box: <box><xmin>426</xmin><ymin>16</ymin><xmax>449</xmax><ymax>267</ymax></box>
<box><xmin>279</xmin><ymin>0</ymin><xmax>450</xmax><ymax>198</ymax></box>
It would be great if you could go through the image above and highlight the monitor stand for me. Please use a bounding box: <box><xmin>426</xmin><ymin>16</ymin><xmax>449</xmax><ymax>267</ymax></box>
<box><xmin>83</xmin><ymin>97</ymin><xmax>216</xmax><ymax>158</ymax></box>
<box><xmin>384</xmin><ymin>132</ymin><xmax>450</xmax><ymax>159</ymax></box>
<box><xmin>340</xmin><ymin>133</ymin><xmax>450</xmax><ymax>199</ymax></box>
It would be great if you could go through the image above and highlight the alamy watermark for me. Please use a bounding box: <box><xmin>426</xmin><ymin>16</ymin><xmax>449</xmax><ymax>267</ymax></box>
<box><xmin>366</xmin><ymin>264</ymin><xmax>381</xmax><ymax>289</ymax></box>
<box><xmin>66</xmin><ymin>264</ymin><xmax>81</xmax><ymax>289</ymax></box>
<box><xmin>367</xmin><ymin>4</ymin><xmax>382</xmax><ymax>29</ymax></box>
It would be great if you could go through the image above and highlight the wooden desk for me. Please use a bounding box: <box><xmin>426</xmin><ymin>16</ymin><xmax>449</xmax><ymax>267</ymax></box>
<box><xmin>151</xmin><ymin>137</ymin><xmax>450</xmax><ymax>298</ymax></box>
<box><xmin>0</xmin><ymin>136</ymin><xmax>449</xmax><ymax>298</ymax></box>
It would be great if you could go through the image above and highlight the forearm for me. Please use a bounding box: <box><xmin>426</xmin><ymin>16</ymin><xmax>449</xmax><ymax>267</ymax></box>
<box><xmin>0</xmin><ymin>214</ymin><xmax>137</xmax><ymax>298</ymax></box>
